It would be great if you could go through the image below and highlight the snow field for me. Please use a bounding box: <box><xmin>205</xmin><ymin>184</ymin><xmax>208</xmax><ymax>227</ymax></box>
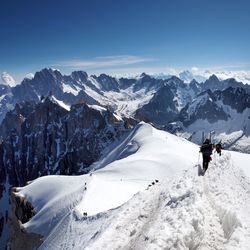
<box><xmin>38</xmin><ymin>150</ymin><xmax>250</xmax><ymax>250</ymax></box>
<box><xmin>14</xmin><ymin>123</ymin><xmax>250</xmax><ymax>249</ymax></box>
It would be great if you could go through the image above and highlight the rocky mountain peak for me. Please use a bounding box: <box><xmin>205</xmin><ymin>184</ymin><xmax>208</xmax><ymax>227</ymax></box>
<box><xmin>208</xmin><ymin>74</ymin><xmax>220</xmax><ymax>82</ymax></box>
<box><xmin>167</xmin><ymin>76</ymin><xmax>185</xmax><ymax>89</ymax></box>
<box><xmin>189</xmin><ymin>79</ymin><xmax>200</xmax><ymax>91</ymax></box>
<box><xmin>71</xmin><ymin>71</ymin><xmax>88</xmax><ymax>82</ymax></box>
<box><xmin>179</xmin><ymin>70</ymin><xmax>194</xmax><ymax>82</ymax></box>
<box><xmin>202</xmin><ymin>74</ymin><xmax>222</xmax><ymax>91</ymax></box>
<box><xmin>179</xmin><ymin>88</ymin><xmax>228</xmax><ymax>126</ymax></box>
<box><xmin>140</xmin><ymin>72</ymin><xmax>149</xmax><ymax>78</ymax></box>
<box><xmin>33</xmin><ymin>68</ymin><xmax>63</xmax><ymax>82</ymax></box>
<box><xmin>95</xmin><ymin>74</ymin><xmax>120</xmax><ymax>92</ymax></box>
<box><xmin>136</xmin><ymin>84</ymin><xmax>178</xmax><ymax>125</ymax></box>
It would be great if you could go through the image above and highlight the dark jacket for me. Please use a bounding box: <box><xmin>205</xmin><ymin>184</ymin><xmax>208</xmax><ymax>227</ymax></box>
<box><xmin>216</xmin><ymin>143</ymin><xmax>222</xmax><ymax>151</ymax></box>
<box><xmin>200</xmin><ymin>143</ymin><xmax>213</xmax><ymax>156</ymax></box>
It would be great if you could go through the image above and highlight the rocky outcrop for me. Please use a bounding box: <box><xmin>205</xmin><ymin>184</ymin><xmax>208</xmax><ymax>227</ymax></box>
<box><xmin>8</xmin><ymin>190</ymin><xmax>42</xmax><ymax>250</ymax></box>
<box><xmin>12</xmin><ymin>189</ymin><xmax>36</xmax><ymax>224</ymax></box>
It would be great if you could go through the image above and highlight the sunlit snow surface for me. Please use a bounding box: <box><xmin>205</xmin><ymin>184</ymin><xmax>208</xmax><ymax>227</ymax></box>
<box><xmin>83</xmin><ymin>81</ymin><xmax>155</xmax><ymax>118</ymax></box>
<box><xmin>51</xmin><ymin>96</ymin><xmax>71</xmax><ymax>111</ymax></box>
<box><xmin>15</xmin><ymin>123</ymin><xmax>250</xmax><ymax>249</ymax></box>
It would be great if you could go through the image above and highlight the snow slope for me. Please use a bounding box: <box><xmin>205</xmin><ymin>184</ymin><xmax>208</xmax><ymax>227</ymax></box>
<box><xmin>14</xmin><ymin>123</ymin><xmax>250</xmax><ymax>249</ymax></box>
<box><xmin>51</xmin><ymin>96</ymin><xmax>71</xmax><ymax>111</ymax></box>
<box><xmin>83</xmin><ymin>83</ymin><xmax>156</xmax><ymax>118</ymax></box>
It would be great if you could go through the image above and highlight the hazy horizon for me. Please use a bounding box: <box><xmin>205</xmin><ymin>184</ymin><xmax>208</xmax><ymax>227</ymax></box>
<box><xmin>1</xmin><ymin>0</ymin><xmax>250</xmax><ymax>82</ymax></box>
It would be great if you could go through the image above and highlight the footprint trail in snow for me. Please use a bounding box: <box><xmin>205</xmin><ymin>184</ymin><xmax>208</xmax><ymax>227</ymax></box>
<box><xmin>39</xmin><ymin>152</ymin><xmax>250</xmax><ymax>250</ymax></box>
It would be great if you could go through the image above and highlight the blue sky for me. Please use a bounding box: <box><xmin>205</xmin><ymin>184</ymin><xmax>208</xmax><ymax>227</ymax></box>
<box><xmin>1</xmin><ymin>0</ymin><xmax>250</xmax><ymax>81</ymax></box>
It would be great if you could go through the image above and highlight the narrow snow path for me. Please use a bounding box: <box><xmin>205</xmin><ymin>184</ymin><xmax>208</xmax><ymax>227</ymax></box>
<box><xmin>38</xmin><ymin>152</ymin><xmax>250</xmax><ymax>250</ymax></box>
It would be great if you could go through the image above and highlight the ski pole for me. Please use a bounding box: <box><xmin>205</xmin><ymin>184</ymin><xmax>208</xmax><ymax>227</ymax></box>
<box><xmin>213</xmin><ymin>150</ymin><xmax>216</xmax><ymax>164</ymax></box>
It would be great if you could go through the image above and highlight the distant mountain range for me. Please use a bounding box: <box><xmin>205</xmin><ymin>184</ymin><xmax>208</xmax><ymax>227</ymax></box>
<box><xmin>1</xmin><ymin>68</ymin><xmax>250</xmax><ymax>151</ymax></box>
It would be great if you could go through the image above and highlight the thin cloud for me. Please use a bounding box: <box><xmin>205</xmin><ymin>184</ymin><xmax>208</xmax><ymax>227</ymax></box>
<box><xmin>56</xmin><ymin>55</ymin><xmax>154</xmax><ymax>69</ymax></box>
<box><xmin>191</xmin><ymin>66</ymin><xmax>199</xmax><ymax>72</ymax></box>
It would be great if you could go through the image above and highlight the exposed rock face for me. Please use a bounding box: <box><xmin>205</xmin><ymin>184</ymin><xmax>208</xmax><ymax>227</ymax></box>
<box><xmin>135</xmin><ymin>76</ymin><xmax>201</xmax><ymax>126</ymax></box>
<box><xmin>133</xmin><ymin>73</ymin><xmax>165</xmax><ymax>93</ymax></box>
<box><xmin>179</xmin><ymin>90</ymin><xmax>229</xmax><ymax>126</ymax></box>
<box><xmin>11</xmin><ymin>68</ymin><xmax>100</xmax><ymax>106</ymax></box>
<box><xmin>0</xmin><ymin>68</ymin><xmax>103</xmax><ymax>124</ymax></box>
<box><xmin>0</xmin><ymin>101</ymin><xmax>36</xmax><ymax>139</ymax></box>
<box><xmin>93</xmin><ymin>74</ymin><xmax>120</xmax><ymax>92</ymax></box>
<box><xmin>178</xmin><ymin>87</ymin><xmax>250</xmax><ymax>127</ymax></box>
<box><xmin>118</xmin><ymin>77</ymin><xmax>136</xmax><ymax>89</ymax></box>
<box><xmin>12</xmin><ymin>189</ymin><xmax>35</xmax><ymax>224</ymax></box>
<box><xmin>0</xmin><ymin>84</ymin><xmax>10</xmax><ymax>97</ymax></box>
<box><xmin>136</xmin><ymin>84</ymin><xmax>178</xmax><ymax>125</ymax></box>
<box><xmin>0</xmin><ymin>216</ymin><xmax>4</xmax><ymax>240</ymax></box>
<box><xmin>8</xmin><ymin>190</ymin><xmax>42</xmax><ymax>250</ymax></box>
<box><xmin>0</xmin><ymin>147</ymin><xmax>6</xmax><ymax>246</ymax></box>
<box><xmin>215</xmin><ymin>87</ymin><xmax>250</xmax><ymax>113</ymax></box>
<box><xmin>0</xmin><ymin>97</ymin><xmax>128</xmax><ymax>188</ymax></box>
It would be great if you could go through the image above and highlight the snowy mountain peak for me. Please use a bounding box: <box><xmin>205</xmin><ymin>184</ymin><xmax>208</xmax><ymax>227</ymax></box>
<box><xmin>1</xmin><ymin>72</ymin><xmax>16</xmax><ymax>87</ymax></box>
<box><xmin>168</xmin><ymin>75</ymin><xmax>183</xmax><ymax>84</ymax></box>
<box><xmin>179</xmin><ymin>70</ymin><xmax>194</xmax><ymax>83</ymax></box>
<box><xmin>190</xmin><ymin>79</ymin><xmax>199</xmax><ymax>84</ymax></box>
<box><xmin>24</xmin><ymin>73</ymin><xmax>34</xmax><ymax>80</ymax></box>
<box><xmin>208</xmin><ymin>74</ymin><xmax>220</xmax><ymax>82</ymax></box>
<box><xmin>140</xmin><ymin>72</ymin><xmax>149</xmax><ymax>78</ymax></box>
<box><xmin>34</xmin><ymin>68</ymin><xmax>63</xmax><ymax>80</ymax></box>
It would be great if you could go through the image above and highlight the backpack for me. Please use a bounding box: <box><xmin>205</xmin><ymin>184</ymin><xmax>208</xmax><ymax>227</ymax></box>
<box><xmin>201</xmin><ymin>144</ymin><xmax>212</xmax><ymax>156</ymax></box>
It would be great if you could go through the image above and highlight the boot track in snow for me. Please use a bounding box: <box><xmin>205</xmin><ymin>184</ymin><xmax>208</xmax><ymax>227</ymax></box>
<box><xmin>37</xmin><ymin>152</ymin><xmax>250</xmax><ymax>250</ymax></box>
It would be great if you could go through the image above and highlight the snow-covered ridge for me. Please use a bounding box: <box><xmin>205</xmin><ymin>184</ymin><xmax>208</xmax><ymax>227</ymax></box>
<box><xmin>50</xmin><ymin>95</ymin><xmax>71</xmax><ymax>111</ymax></box>
<box><xmin>12</xmin><ymin>123</ymin><xmax>250</xmax><ymax>249</ymax></box>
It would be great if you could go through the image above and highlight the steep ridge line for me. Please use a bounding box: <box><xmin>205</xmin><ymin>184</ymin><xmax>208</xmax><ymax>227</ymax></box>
<box><xmin>15</xmin><ymin>131</ymin><xmax>250</xmax><ymax>250</ymax></box>
<box><xmin>72</xmin><ymin>152</ymin><xmax>249</xmax><ymax>250</ymax></box>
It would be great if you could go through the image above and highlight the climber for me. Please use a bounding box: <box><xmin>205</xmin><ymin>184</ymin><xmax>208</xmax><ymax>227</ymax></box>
<box><xmin>215</xmin><ymin>142</ymin><xmax>222</xmax><ymax>156</ymax></box>
<box><xmin>200</xmin><ymin>138</ymin><xmax>213</xmax><ymax>173</ymax></box>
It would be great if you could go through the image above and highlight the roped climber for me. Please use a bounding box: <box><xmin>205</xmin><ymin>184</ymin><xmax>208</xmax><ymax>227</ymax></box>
<box><xmin>215</xmin><ymin>142</ymin><xmax>222</xmax><ymax>156</ymax></box>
